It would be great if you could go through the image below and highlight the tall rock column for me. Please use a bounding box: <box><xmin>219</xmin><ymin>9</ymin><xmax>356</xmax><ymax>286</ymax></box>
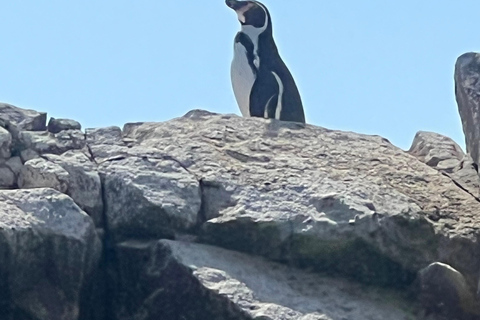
<box><xmin>455</xmin><ymin>52</ymin><xmax>480</xmax><ymax>165</ymax></box>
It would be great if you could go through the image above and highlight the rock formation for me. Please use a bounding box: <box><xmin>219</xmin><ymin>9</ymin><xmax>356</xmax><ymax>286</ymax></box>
<box><xmin>455</xmin><ymin>52</ymin><xmax>480</xmax><ymax>166</ymax></box>
<box><xmin>1</xmin><ymin>86</ymin><xmax>480</xmax><ymax>320</ymax></box>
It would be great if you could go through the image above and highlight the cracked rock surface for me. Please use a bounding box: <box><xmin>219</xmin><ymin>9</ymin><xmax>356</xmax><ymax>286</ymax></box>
<box><xmin>2</xmin><ymin>99</ymin><xmax>480</xmax><ymax>319</ymax></box>
<box><xmin>0</xmin><ymin>188</ymin><xmax>101</xmax><ymax>320</ymax></box>
<box><xmin>122</xmin><ymin>111</ymin><xmax>480</xmax><ymax>289</ymax></box>
<box><xmin>409</xmin><ymin>131</ymin><xmax>480</xmax><ymax>199</ymax></box>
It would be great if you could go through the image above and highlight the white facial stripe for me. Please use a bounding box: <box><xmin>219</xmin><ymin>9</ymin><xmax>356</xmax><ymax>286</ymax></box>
<box><xmin>240</xmin><ymin>2</ymin><xmax>269</xmax><ymax>69</ymax></box>
<box><xmin>236</xmin><ymin>3</ymin><xmax>255</xmax><ymax>23</ymax></box>
<box><xmin>271</xmin><ymin>71</ymin><xmax>284</xmax><ymax>120</ymax></box>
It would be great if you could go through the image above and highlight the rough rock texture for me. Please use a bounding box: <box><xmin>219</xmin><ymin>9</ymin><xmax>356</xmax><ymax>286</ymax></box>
<box><xmin>409</xmin><ymin>131</ymin><xmax>480</xmax><ymax>198</ymax></box>
<box><xmin>0</xmin><ymin>188</ymin><xmax>102</xmax><ymax>320</ymax></box>
<box><xmin>18</xmin><ymin>157</ymin><xmax>70</xmax><ymax>192</ymax></box>
<box><xmin>0</xmin><ymin>126</ymin><xmax>12</xmax><ymax>159</ymax></box>
<box><xmin>455</xmin><ymin>52</ymin><xmax>480</xmax><ymax>165</ymax></box>
<box><xmin>0</xmin><ymin>157</ymin><xmax>22</xmax><ymax>189</ymax></box>
<box><xmin>118</xmin><ymin>111</ymin><xmax>480</xmax><ymax>290</ymax></box>
<box><xmin>0</xmin><ymin>103</ymin><xmax>47</xmax><ymax>135</ymax></box>
<box><xmin>18</xmin><ymin>152</ymin><xmax>104</xmax><ymax>226</ymax></box>
<box><xmin>156</xmin><ymin>240</ymin><xmax>413</xmax><ymax>320</ymax></box>
<box><xmin>85</xmin><ymin>126</ymin><xmax>129</xmax><ymax>162</ymax></box>
<box><xmin>418</xmin><ymin>262</ymin><xmax>478</xmax><ymax>320</ymax></box>
<box><xmin>2</xmin><ymin>102</ymin><xmax>480</xmax><ymax>319</ymax></box>
<box><xmin>99</xmin><ymin>154</ymin><xmax>202</xmax><ymax>241</ymax></box>
<box><xmin>0</xmin><ymin>164</ymin><xmax>16</xmax><ymax>188</ymax></box>
<box><xmin>18</xmin><ymin>130</ymin><xmax>85</xmax><ymax>160</ymax></box>
<box><xmin>48</xmin><ymin>118</ymin><xmax>82</xmax><ymax>134</ymax></box>
<box><xmin>110</xmin><ymin>240</ymin><xmax>252</xmax><ymax>320</ymax></box>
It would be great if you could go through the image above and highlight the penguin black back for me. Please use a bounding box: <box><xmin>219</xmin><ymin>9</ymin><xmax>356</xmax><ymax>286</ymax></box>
<box><xmin>226</xmin><ymin>0</ymin><xmax>305</xmax><ymax>123</ymax></box>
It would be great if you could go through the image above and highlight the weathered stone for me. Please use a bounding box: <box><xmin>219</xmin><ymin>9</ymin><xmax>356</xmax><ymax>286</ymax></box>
<box><xmin>5</xmin><ymin>156</ymin><xmax>23</xmax><ymax>178</ymax></box>
<box><xmin>409</xmin><ymin>131</ymin><xmax>480</xmax><ymax>198</ymax></box>
<box><xmin>418</xmin><ymin>262</ymin><xmax>479</xmax><ymax>319</ymax></box>
<box><xmin>409</xmin><ymin>131</ymin><xmax>464</xmax><ymax>167</ymax></box>
<box><xmin>18</xmin><ymin>129</ymin><xmax>85</xmax><ymax>156</ymax></box>
<box><xmin>0</xmin><ymin>157</ymin><xmax>22</xmax><ymax>189</ymax></box>
<box><xmin>455</xmin><ymin>52</ymin><xmax>480</xmax><ymax>165</ymax></box>
<box><xmin>20</xmin><ymin>148</ymin><xmax>39</xmax><ymax>162</ymax></box>
<box><xmin>0</xmin><ymin>188</ymin><xmax>101</xmax><ymax>320</ymax></box>
<box><xmin>48</xmin><ymin>117</ymin><xmax>82</xmax><ymax>134</ymax></box>
<box><xmin>85</xmin><ymin>126</ymin><xmax>127</xmax><ymax>162</ymax></box>
<box><xmin>0</xmin><ymin>126</ymin><xmax>12</xmax><ymax>159</ymax></box>
<box><xmin>98</xmin><ymin>155</ymin><xmax>201</xmax><ymax>242</ymax></box>
<box><xmin>86</xmin><ymin>126</ymin><xmax>123</xmax><ymax>145</ymax></box>
<box><xmin>4</xmin><ymin>105</ymin><xmax>480</xmax><ymax>319</ymax></box>
<box><xmin>450</xmin><ymin>157</ymin><xmax>480</xmax><ymax>197</ymax></box>
<box><xmin>17</xmin><ymin>152</ymin><xmax>103</xmax><ymax>226</ymax></box>
<box><xmin>44</xmin><ymin>151</ymin><xmax>103</xmax><ymax>226</ymax></box>
<box><xmin>0</xmin><ymin>103</ymin><xmax>47</xmax><ymax>134</ymax></box>
<box><xmin>110</xmin><ymin>240</ymin><xmax>251</xmax><ymax>320</ymax></box>
<box><xmin>0</xmin><ymin>165</ymin><xmax>15</xmax><ymax>188</ymax></box>
<box><xmin>18</xmin><ymin>157</ymin><xmax>69</xmax><ymax>193</ymax></box>
<box><xmin>117</xmin><ymin>111</ymin><xmax>480</xmax><ymax>292</ymax></box>
<box><xmin>111</xmin><ymin>240</ymin><xmax>415</xmax><ymax>320</ymax></box>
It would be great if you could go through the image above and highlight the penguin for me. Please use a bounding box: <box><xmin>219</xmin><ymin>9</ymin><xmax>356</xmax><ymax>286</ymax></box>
<box><xmin>226</xmin><ymin>0</ymin><xmax>305</xmax><ymax>123</ymax></box>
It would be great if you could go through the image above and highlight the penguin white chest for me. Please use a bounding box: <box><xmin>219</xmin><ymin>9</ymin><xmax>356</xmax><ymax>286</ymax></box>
<box><xmin>231</xmin><ymin>41</ymin><xmax>256</xmax><ymax>117</ymax></box>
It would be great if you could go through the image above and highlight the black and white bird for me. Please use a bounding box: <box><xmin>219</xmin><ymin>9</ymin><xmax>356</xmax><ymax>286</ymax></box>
<box><xmin>226</xmin><ymin>0</ymin><xmax>305</xmax><ymax>123</ymax></box>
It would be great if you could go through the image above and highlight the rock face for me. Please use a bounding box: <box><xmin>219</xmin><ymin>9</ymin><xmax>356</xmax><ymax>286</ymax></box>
<box><xmin>417</xmin><ymin>262</ymin><xmax>477</xmax><ymax>320</ymax></box>
<box><xmin>18</xmin><ymin>151</ymin><xmax>104</xmax><ymax>226</ymax></box>
<box><xmin>0</xmin><ymin>103</ymin><xmax>47</xmax><ymax>134</ymax></box>
<box><xmin>121</xmin><ymin>112</ymin><xmax>480</xmax><ymax>289</ymax></box>
<box><xmin>0</xmin><ymin>126</ymin><xmax>12</xmax><ymax>159</ymax></box>
<box><xmin>455</xmin><ymin>52</ymin><xmax>480</xmax><ymax>166</ymax></box>
<box><xmin>111</xmin><ymin>240</ymin><xmax>412</xmax><ymax>320</ymax></box>
<box><xmin>47</xmin><ymin>118</ymin><xmax>82</xmax><ymax>134</ymax></box>
<box><xmin>0</xmin><ymin>188</ymin><xmax>101</xmax><ymax>320</ymax></box>
<box><xmin>1</xmin><ymin>102</ymin><xmax>480</xmax><ymax>319</ymax></box>
<box><xmin>408</xmin><ymin>131</ymin><xmax>480</xmax><ymax>199</ymax></box>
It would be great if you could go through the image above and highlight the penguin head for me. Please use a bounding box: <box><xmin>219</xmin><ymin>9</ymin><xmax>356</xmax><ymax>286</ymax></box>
<box><xmin>225</xmin><ymin>0</ymin><xmax>270</xmax><ymax>28</ymax></box>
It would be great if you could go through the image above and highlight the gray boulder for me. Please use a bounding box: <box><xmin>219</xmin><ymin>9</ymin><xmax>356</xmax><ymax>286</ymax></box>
<box><xmin>86</xmin><ymin>126</ymin><xmax>123</xmax><ymax>146</ymax></box>
<box><xmin>110</xmin><ymin>240</ymin><xmax>415</xmax><ymax>320</ymax></box>
<box><xmin>409</xmin><ymin>131</ymin><xmax>480</xmax><ymax>198</ymax></box>
<box><xmin>0</xmin><ymin>126</ymin><xmax>12</xmax><ymax>159</ymax></box>
<box><xmin>3</xmin><ymin>104</ymin><xmax>480</xmax><ymax>319</ymax></box>
<box><xmin>0</xmin><ymin>103</ymin><xmax>47</xmax><ymax>135</ymax></box>
<box><xmin>0</xmin><ymin>188</ymin><xmax>101</xmax><ymax>320</ymax></box>
<box><xmin>18</xmin><ymin>157</ymin><xmax>70</xmax><ymax>192</ymax></box>
<box><xmin>17</xmin><ymin>151</ymin><xmax>103</xmax><ymax>226</ymax></box>
<box><xmin>98</xmin><ymin>154</ymin><xmax>202</xmax><ymax>242</ymax></box>
<box><xmin>418</xmin><ymin>262</ymin><xmax>479</xmax><ymax>319</ymax></box>
<box><xmin>409</xmin><ymin>131</ymin><xmax>464</xmax><ymax>167</ymax></box>
<box><xmin>18</xmin><ymin>130</ymin><xmax>85</xmax><ymax>160</ymax></box>
<box><xmin>0</xmin><ymin>164</ymin><xmax>15</xmax><ymax>189</ymax></box>
<box><xmin>85</xmin><ymin>126</ymin><xmax>128</xmax><ymax>162</ymax></box>
<box><xmin>5</xmin><ymin>156</ymin><xmax>23</xmax><ymax>180</ymax></box>
<box><xmin>48</xmin><ymin>117</ymin><xmax>82</xmax><ymax>134</ymax></box>
<box><xmin>455</xmin><ymin>52</ymin><xmax>480</xmax><ymax>165</ymax></box>
<box><xmin>110</xmin><ymin>240</ymin><xmax>251</xmax><ymax>320</ymax></box>
<box><xmin>116</xmin><ymin>111</ymin><xmax>480</xmax><ymax>291</ymax></box>
<box><xmin>44</xmin><ymin>151</ymin><xmax>103</xmax><ymax>226</ymax></box>
<box><xmin>0</xmin><ymin>157</ymin><xmax>22</xmax><ymax>189</ymax></box>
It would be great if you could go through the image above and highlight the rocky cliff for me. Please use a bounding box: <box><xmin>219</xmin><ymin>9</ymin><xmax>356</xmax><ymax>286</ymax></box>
<box><xmin>1</xmin><ymin>52</ymin><xmax>480</xmax><ymax>320</ymax></box>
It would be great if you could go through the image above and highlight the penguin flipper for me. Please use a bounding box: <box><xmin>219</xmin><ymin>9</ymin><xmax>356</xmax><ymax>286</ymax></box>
<box><xmin>249</xmin><ymin>71</ymin><xmax>279</xmax><ymax>118</ymax></box>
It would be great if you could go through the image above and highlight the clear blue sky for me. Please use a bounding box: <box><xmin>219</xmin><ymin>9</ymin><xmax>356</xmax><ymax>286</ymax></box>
<box><xmin>1</xmin><ymin>1</ymin><xmax>478</xmax><ymax>150</ymax></box>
